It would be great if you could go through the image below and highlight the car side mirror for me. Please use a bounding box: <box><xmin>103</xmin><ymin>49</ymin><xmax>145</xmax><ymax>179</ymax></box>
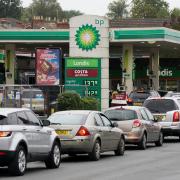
<box><xmin>42</xmin><ymin>119</ymin><xmax>50</xmax><ymax>126</ymax></box>
<box><xmin>112</xmin><ymin>122</ymin><xmax>118</xmax><ymax>128</ymax></box>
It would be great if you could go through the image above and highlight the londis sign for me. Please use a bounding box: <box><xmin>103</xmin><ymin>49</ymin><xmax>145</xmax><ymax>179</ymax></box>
<box><xmin>65</xmin><ymin>58</ymin><xmax>101</xmax><ymax>108</ymax></box>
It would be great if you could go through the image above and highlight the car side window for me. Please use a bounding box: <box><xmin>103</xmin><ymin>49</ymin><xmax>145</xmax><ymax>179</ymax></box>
<box><xmin>8</xmin><ymin>113</ymin><xmax>18</xmax><ymax>125</ymax></box>
<box><xmin>144</xmin><ymin>108</ymin><xmax>154</xmax><ymax>121</ymax></box>
<box><xmin>25</xmin><ymin>111</ymin><xmax>41</xmax><ymax>126</ymax></box>
<box><xmin>140</xmin><ymin>109</ymin><xmax>149</xmax><ymax>121</ymax></box>
<box><xmin>100</xmin><ymin>114</ymin><xmax>112</xmax><ymax>127</ymax></box>
<box><xmin>17</xmin><ymin>111</ymin><xmax>30</xmax><ymax>125</ymax></box>
<box><xmin>94</xmin><ymin>114</ymin><xmax>104</xmax><ymax>126</ymax></box>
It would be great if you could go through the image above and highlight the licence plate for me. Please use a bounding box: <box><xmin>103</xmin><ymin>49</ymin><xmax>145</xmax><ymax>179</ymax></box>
<box><xmin>56</xmin><ymin>130</ymin><xmax>70</xmax><ymax>136</ymax></box>
<box><xmin>133</xmin><ymin>102</ymin><xmax>142</xmax><ymax>106</ymax></box>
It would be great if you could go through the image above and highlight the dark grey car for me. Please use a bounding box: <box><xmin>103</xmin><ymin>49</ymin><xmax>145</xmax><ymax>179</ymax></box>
<box><xmin>48</xmin><ymin>110</ymin><xmax>125</xmax><ymax>161</ymax></box>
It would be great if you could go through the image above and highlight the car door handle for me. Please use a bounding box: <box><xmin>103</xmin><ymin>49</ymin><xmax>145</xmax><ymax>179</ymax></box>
<box><xmin>98</xmin><ymin>130</ymin><xmax>102</xmax><ymax>132</ymax></box>
<box><xmin>36</xmin><ymin>129</ymin><xmax>41</xmax><ymax>132</ymax></box>
<box><xmin>22</xmin><ymin>128</ymin><xmax>27</xmax><ymax>131</ymax></box>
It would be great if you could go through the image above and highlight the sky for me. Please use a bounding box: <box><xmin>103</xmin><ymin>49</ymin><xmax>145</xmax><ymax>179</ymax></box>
<box><xmin>22</xmin><ymin>0</ymin><xmax>180</xmax><ymax>16</ymax></box>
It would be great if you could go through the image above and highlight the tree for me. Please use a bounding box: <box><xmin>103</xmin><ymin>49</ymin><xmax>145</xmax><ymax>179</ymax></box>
<box><xmin>170</xmin><ymin>8</ymin><xmax>180</xmax><ymax>30</ymax></box>
<box><xmin>62</xmin><ymin>10</ymin><xmax>83</xmax><ymax>21</ymax></box>
<box><xmin>28</xmin><ymin>0</ymin><xmax>64</xmax><ymax>21</ymax></box>
<box><xmin>0</xmin><ymin>0</ymin><xmax>22</xmax><ymax>19</ymax></box>
<box><xmin>131</xmin><ymin>0</ymin><xmax>170</xmax><ymax>18</ymax></box>
<box><xmin>107</xmin><ymin>0</ymin><xmax>129</xmax><ymax>19</ymax></box>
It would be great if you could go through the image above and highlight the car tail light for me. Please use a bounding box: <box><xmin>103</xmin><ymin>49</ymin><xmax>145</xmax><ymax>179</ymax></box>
<box><xmin>0</xmin><ymin>152</ymin><xmax>6</xmax><ymax>156</ymax></box>
<box><xmin>173</xmin><ymin>112</ymin><xmax>180</xmax><ymax>122</ymax></box>
<box><xmin>0</xmin><ymin>131</ymin><xmax>12</xmax><ymax>137</ymax></box>
<box><xmin>132</xmin><ymin>119</ymin><xmax>142</xmax><ymax>128</ymax></box>
<box><xmin>76</xmin><ymin>126</ymin><xmax>90</xmax><ymax>136</ymax></box>
<box><xmin>127</xmin><ymin>98</ymin><xmax>133</xmax><ymax>103</ymax></box>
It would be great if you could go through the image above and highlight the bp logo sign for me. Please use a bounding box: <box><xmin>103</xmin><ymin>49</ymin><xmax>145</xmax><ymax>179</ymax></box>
<box><xmin>75</xmin><ymin>24</ymin><xmax>100</xmax><ymax>51</ymax></box>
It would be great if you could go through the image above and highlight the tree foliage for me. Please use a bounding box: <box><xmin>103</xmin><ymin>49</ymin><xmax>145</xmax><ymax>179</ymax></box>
<box><xmin>131</xmin><ymin>0</ymin><xmax>170</xmax><ymax>18</ymax></box>
<box><xmin>26</xmin><ymin>0</ymin><xmax>64</xmax><ymax>21</ymax></box>
<box><xmin>0</xmin><ymin>0</ymin><xmax>22</xmax><ymax>19</ymax></box>
<box><xmin>107</xmin><ymin>0</ymin><xmax>129</xmax><ymax>19</ymax></box>
<box><xmin>170</xmin><ymin>8</ymin><xmax>180</xmax><ymax>30</ymax></box>
<box><xmin>62</xmin><ymin>10</ymin><xmax>83</xmax><ymax>21</ymax></box>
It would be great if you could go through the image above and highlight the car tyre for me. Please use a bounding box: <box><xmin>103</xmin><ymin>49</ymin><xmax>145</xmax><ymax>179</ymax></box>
<box><xmin>114</xmin><ymin>137</ymin><xmax>125</xmax><ymax>156</ymax></box>
<box><xmin>8</xmin><ymin>146</ymin><xmax>27</xmax><ymax>176</ymax></box>
<box><xmin>155</xmin><ymin>132</ymin><xmax>163</xmax><ymax>146</ymax></box>
<box><xmin>45</xmin><ymin>141</ymin><xmax>61</xmax><ymax>169</ymax></box>
<box><xmin>138</xmin><ymin>134</ymin><xmax>147</xmax><ymax>150</ymax></box>
<box><xmin>89</xmin><ymin>140</ymin><xmax>101</xmax><ymax>161</ymax></box>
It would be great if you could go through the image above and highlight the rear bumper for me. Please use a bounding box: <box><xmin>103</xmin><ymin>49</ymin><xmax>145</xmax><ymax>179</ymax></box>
<box><xmin>162</xmin><ymin>127</ymin><xmax>180</xmax><ymax>137</ymax></box>
<box><xmin>0</xmin><ymin>151</ymin><xmax>15</xmax><ymax>166</ymax></box>
<box><xmin>61</xmin><ymin>139</ymin><xmax>92</xmax><ymax>154</ymax></box>
<box><xmin>124</xmin><ymin>131</ymin><xmax>143</xmax><ymax>144</ymax></box>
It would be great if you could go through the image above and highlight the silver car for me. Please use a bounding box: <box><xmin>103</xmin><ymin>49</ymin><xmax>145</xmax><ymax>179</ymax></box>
<box><xmin>0</xmin><ymin>108</ymin><xmax>61</xmax><ymax>176</ymax></box>
<box><xmin>48</xmin><ymin>110</ymin><xmax>125</xmax><ymax>161</ymax></box>
<box><xmin>104</xmin><ymin>106</ymin><xmax>163</xmax><ymax>149</ymax></box>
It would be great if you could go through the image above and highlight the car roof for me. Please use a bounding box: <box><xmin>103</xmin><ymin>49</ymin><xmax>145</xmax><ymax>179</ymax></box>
<box><xmin>105</xmin><ymin>106</ymin><xmax>145</xmax><ymax>111</ymax></box>
<box><xmin>146</xmin><ymin>97</ymin><xmax>180</xmax><ymax>100</ymax></box>
<box><xmin>0</xmin><ymin>108</ymin><xmax>30</xmax><ymax>117</ymax></box>
<box><xmin>49</xmin><ymin>110</ymin><xmax>100</xmax><ymax>116</ymax></box>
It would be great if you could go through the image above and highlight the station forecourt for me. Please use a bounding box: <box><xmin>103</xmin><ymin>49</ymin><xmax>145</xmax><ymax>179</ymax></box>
<box><xmin>0</xmin><ymin>15</ymin><xmax>180</xmax><ymax>111</ymax></box>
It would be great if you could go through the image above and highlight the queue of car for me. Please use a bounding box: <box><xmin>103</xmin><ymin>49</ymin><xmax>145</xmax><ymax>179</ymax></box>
<box><xmin>0</xmin><ymin>90</ymin><xmax>180</xmax><ymax>176</ymax></box>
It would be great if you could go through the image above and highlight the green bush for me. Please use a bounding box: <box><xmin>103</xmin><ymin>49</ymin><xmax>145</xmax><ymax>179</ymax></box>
<box><xmin>57</xmin><ymin>92</ymin><xmax>99</xmax><ymax>111</ymax></box>
<box><xmin>81</xmin><ymin>97</ymin><xmax>99</xmax><ymax>110</ymax></box>
<box><xmin>57</xmin><ymin>92</ymin><xmax>82</xmax><ymax>110</ymax></box>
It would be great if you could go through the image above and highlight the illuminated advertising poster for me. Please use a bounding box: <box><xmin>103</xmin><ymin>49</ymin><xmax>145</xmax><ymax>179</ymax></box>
<box><xmin>36</xmin><ymin>48</ymin><xmax>61</xmax><ymax>85</ymax></box>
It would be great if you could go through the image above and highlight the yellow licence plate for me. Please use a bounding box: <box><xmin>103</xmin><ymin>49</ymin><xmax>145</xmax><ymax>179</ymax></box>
<box><xmin>56</xmin><ymin>130</ymin><xmax>70</xmax><ymax>136</ymax></box>
<box><xmin>133</xmin><ymin>102</ymin><xmax>142</xmax><ymax>106</ymax></box>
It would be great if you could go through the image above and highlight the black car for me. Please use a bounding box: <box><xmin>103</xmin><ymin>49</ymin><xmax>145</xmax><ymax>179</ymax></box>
<box><xmin>128</xmin><ymin>90</ymin><xmax>160</xmax><ymax>106</ymax></box>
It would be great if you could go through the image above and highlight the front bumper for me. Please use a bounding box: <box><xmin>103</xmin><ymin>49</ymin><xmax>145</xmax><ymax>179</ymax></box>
<box><xmin>0</xmin><ymin>150</ymin><xmax>15</xmax><ymax>166</ymax></box>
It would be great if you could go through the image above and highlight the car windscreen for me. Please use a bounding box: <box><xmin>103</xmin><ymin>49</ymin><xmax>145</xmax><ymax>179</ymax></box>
<box><xmin>48</xmin><ymin>114</ymin><xmax>87</xmax><ymax>125</ymax></box>
<box><xmin>104</xmin><ymin>109</ymin><xmax>138</xmax><ymax>121</ymax></box>
<box><xmin>129</xmin><ymin>92</ymin><xmax>150</xmax><ymax>100</ymax></box>
<box><xmin>0</xmin><ymin>115</ymin><xmax>8</xmax><ymax>125</ymax></box>
<box><xmin>22</xmin><ymin>91</ymin><xmax>44</xmax><ymax>99</ymax></box>
<box><xmin>143</xmin><ymin>99</ymin><xmax>178</xmax><ymax>113</ymax></box>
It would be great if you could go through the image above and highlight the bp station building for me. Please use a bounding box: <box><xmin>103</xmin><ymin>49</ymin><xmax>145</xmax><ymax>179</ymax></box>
<box><xmin>0</xmin><ymin>15</ymin><xmax>180</xmax><ymax>110</ymax></box>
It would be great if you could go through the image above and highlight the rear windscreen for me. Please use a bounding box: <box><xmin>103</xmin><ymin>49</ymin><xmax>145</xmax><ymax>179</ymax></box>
<box><xmin>104</xmin><ymin>109</ymin><xmax>138</xmax><ymax>121</ymax></box>
<box><xmin>0</xmin><ymin>115</ymin><xmax>8</xmax><ymax>125</ymax></box>
<box><xmin>48</xmin><ymin>114</ymin><xmax>87</xmax><ymax>125</ymax></box>
<box><xmin>129</xmin><ymin>92</ymin><xmax>150</xmax><ymax>100</ymax></box>
<box><xmin>143</xmin><ymin>99</ymin><xmax>178</xmax><ymax>113</ymax></box>
<box><xmin>22</xmin><ymin>91</ymin><xmax>44</xmax><ymax>99</ymax></box>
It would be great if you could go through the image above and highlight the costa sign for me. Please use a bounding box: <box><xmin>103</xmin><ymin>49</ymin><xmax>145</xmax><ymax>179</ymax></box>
<box><xmin>67</xmin><ymin>69</ymin><xmax>98</xmax><ymax>77</ymax></box>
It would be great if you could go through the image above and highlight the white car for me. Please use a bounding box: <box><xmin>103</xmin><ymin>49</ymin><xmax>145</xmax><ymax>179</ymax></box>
<box><xmin>143</xmin><ymin>97</ymin><xmax>180</xmax><ymax>140</ymax></box>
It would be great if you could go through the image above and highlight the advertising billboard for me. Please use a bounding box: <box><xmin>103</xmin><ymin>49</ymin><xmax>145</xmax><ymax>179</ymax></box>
<box><xmin>36</xmin><ymin>48</ymin><xmax>61</xmax><ymax>85</ymax></box>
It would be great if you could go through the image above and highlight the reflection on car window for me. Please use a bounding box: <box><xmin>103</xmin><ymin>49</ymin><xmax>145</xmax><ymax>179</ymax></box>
<box><xmin>8</xmin><ymin>113</ymin><xmax>18</xmax><ymax>125</ymax></box>
<box><xmin>140</xmin><ymin>109</ymin><xmax>149</xmax><ymax>120</ymax></box>
<box><xmin>105</xmin><ymin>109</ymin><xmax>137</xmax><ymax>121</ymax></box>
<box><xmin>17</xmin><ymin>111</ymin><xmax>30</xmax><ymax>125</ymax></box>
<box><xmin>0</xmin><ymin>115</ymin><xmax>8</xmax><ymax>125</ymax></box>
<box><xmin>48</xmin><ymin>113</ymin><xmax>87</xmax><ymax>125</ymax></box>
<box><xmin>100</xmin><ymin>115</ymin><xmax>111</xmax><ymax>127</ymax></box>
<box><xmin>94</xmin><ymin>114</ymin><xmax>104</xmax><ymax>126</ymax></box>
<box><xmin>25</xmin><ymin>111</ymin><xmax>40</xmax><ymax>126</ymax></box>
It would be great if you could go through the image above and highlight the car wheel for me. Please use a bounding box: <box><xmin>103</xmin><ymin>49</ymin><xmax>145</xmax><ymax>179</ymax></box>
<box><xmin>45</xmin><ymin>141</ymin><xmax>61</xmax><ymax>169</ymax></box>
<box><xmin>155</xmin><ymin>132</ymin><xmax>163</xmax><ymax>146</ymax></box>
<box><xmin>89</xmin><ymin>140</ymin><xmax>101</xmax><ymax>161</ymax></box>
<box><xmin>8</xmin><ymin>146</ymin><xmax>27</xmax><ymax>176</ymax></box>
<box><xmin>138</xmin><ymin>134</ymin><xmax>147</xmax><ymax>150</ymax></box>
<box><xmin>114</xmin><ymin>137</ymin><xmax>125</xmax><ymax>156</ymax></box>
